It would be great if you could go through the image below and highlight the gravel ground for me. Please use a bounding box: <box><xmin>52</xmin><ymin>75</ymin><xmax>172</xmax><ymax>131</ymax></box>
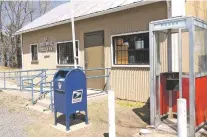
<box><xmin>0</xmin><ymin>91</ymin><xmax>148</xmax><ymax>137</ymax></box>
<box><xmin>0</xmin><ymin>91</ymin><xmax>181</xmax><ymax>137</ymax></box>
<box><xmin>0</xmin><ymin>108</ymin><xmax>30</xmax><ymax>137</ymax></box>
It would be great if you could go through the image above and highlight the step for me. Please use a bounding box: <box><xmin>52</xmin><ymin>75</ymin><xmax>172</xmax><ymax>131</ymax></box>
<box><xmin>27</xmin><ymin>104</ymin><xmax>51</xmax><ymax>114</ymax></box>
<box><xmin>36</xmin><ymin>98</ymin><xmax>51</xmax><ymax>108</ymax></box>
<box><xmin>87</xmin><ymin>91</ymin><xmax>107</xmax><ymax>99</ymax></box>
<box><xmin>5</xmin><ymin>90</ymin><xmax>40</xmax><ymax>99</ymax></box>
<box><xmin>45</xmin><ymin>93</ymin><xmax>52</xmax><ymax>100</ymax></box>
<box><xmin>44</xmin><ymin>91</ymin><xmax>107</xmax><ymax>100</ymax></box>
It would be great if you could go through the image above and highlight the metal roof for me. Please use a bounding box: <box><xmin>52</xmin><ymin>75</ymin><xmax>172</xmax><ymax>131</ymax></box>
<box><xmin>16</xmin><ymin>0</ymin><xmax>158</xmax><ymax>35</ymax></box>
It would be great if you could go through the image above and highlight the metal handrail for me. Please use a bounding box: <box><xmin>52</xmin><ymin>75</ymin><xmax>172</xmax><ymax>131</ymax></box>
<box><xmin>39</xmin><ymin>80</ymin><xmax>53</xmax><ymax>111</ymax></box>
<box><xmin>20</xmin><ymin>70</ymin><xmax>47</xmax><ymax>104</ymax></box>
<box><xmin>87</xmin><ymin>75</ymin><xmax>109</xmax><ymax>79</ymax></box>
<box><xmin>0</xmin><ymin>67</ymin><xmax>111</xmax><ymax>107</ymax></box>
<box><xmin>0</xmin><ymin>69</ymin><xmax>46</xmax><ymax>73</ymax></box>
<box><xmin>83</xmin><ymin>68</ymin><xmax>111</xmax><ymax>71</ymax></box>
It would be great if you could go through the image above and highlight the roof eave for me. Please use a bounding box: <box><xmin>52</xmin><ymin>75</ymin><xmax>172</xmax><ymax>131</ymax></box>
<box><xmin>15</xmin><ymin>0</ymin><xmax>162</xmax><ymax>35</ymax></box>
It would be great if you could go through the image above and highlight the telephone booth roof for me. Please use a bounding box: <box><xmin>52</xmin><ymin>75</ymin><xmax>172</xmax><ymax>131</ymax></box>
<box><xmin>150</xmin><ymin>16</ymin><xmax>207</xmax><ymax>32</ymax></box>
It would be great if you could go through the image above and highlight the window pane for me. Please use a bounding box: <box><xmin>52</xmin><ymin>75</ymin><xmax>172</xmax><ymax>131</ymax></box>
<box><xmin>113</xmin><ymin>32</ymin><xmax>149</xmax><ymax>65</ymax></box>
<box><xmin>57</xmin><ymin>41</ymin><xmax>79</xmax><ymax>65</ymax></box>
<box><xmin>31</xmin><ymin>45</ymin><xmax>38</xmax><ymax>61</ymax></box>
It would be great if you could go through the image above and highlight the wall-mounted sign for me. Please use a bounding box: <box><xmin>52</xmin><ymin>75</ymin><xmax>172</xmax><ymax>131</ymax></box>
<box><xmin>39</xmin><ymin>36</ymin><xmax>54</xmax><ymax>52</ymax></box>
<box><xmin>153</xmin><ymin>19</ymin><xmax>186</xmax><ymax>31</ymax></box>
<box><xmin>160</xmin><ymin>21</ymin><xmax>179</xmax><ymax>28</ymax></box>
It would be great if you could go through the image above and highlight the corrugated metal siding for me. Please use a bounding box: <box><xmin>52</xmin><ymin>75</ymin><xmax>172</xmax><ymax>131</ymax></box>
<box><xmin>111</xmin><ymin>67</ymin><xmax>150</xmax><ymax>102</ymax></box>
<box><xmin>106</xmin><ymin>2</ymin><xmax>167</xmax><ymax>102</ymax></box>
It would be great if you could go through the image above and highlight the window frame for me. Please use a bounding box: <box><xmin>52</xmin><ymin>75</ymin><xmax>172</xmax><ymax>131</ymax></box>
<box><xmin>30</xmin><ymin>43</ymin><xmax>39</xmax><ymax>62</ymax></box>
<box><xmin>111</xmin><ymin>31</ymin><xmax>150</xmax><ymax>68</ymax></box>
<box><xmin>56</xmin><ymin>40</ymin><xmax>80</xmax><ymax>66</ymax></box>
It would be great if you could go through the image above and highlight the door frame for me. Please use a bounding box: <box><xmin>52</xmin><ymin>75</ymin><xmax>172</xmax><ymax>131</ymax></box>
<box><xmin>84</xmin><ymin>30</ymin><xmax>105</xmax><ymax>69</ymax></box>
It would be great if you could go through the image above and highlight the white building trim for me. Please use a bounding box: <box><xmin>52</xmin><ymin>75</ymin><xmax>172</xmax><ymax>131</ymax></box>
<box><xmin>56</xmin><ymin>40</ymin><xmax>80</xmax><ymax>67</ymax></box>
<box><xmin>110</xmin><ymin>30</ymin><xmax>150</xmax><ymax>68</ymax></box>
<box><xmin>30</xmin><ymin>43</ymin><xmax>39</xmax><ymax>62</ymax></box>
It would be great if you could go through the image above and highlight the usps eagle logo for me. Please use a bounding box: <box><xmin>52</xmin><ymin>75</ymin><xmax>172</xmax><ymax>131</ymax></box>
<box><xmin>58</xmin><ymin>82</ymin><xmax>62</xmax><ymax>89</ymax></box>
<box><xmin>72</xmin><ymin>89</ymin><xmax>83</xmax><ymax>104</ymax></box>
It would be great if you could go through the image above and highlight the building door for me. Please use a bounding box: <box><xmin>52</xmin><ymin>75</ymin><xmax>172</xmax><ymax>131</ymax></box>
<box><xmin>84</xmin><ymin>30</ymin><xmax>105</xmax><ymax>90</ymax></box>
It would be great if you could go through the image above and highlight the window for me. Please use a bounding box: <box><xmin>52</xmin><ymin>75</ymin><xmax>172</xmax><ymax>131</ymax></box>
<box><xmin>31</xmin><ymin>44</ymin><xmax>38</xmax><ymax>61</ymax></box>
<box><xmin>57</xmin><ymin>41</ymin><xmax>79</xmax><ymax>65</ymax></box>
<box><xmin>112</xmin><ymin>32</ymin><xmax>149</xmax><ymax>65</ymax></box>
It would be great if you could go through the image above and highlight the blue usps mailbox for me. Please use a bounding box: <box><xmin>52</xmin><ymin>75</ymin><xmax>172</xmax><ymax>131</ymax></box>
<box><xmin>53</xmin><ymin>68</ymin><xmax>88</xmax><ymax>131</ymax></box>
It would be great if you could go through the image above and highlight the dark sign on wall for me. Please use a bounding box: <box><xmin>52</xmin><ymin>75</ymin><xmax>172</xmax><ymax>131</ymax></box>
<box><xmin>39</xmin><ymin>36</ymin><xmax>54</xmax><ymax>52</ymax></box>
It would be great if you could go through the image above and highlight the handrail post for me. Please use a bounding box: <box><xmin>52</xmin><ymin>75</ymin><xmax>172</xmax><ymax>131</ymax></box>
<box><xmin>40</xmin><ymin>71</ymin><xmax>43</xmax><ymax>95</ymax></box>
<box><xmin>4</xmin><ymin>72</ymin><xmax>6</xmax><ymax>89</ymax></box>
<box><xmin>22</xmin><ymin>79</ymin><xmax>24</xmax><ymax>90</ymax></box>
<box><xmin>40</xmin><ymin>83</ymin><xmax>42</xmax><ymax>96</ymax></box>
<box><xmin>50</xmin><ymin>81</ymin><xmax>53</xmax><ymax>112</ymax></box>
<box><xmin>15</xmin><ymin>72</ymin><xmax>17</xmax><ymax>84</ymax></box>
<box><xmin>107</xmin><ymin>70</ymin><xmax>111</xmax><ymax>92</ymax></box>
<box><xmin>44</xmin><ymin>69</ymin><xmax>47</xmax><ymax>83</ymax></box>
<box><xmin>20</xmin><ymin>71</ymin><xmax>22</xmax><ymax>90</ymax></box>
<box><xmin>9</xmin><ymin>71</ymin><xmax>10</xmax><ymax>80</ymax></box>
<box><xmin>106</xmin><ymin>68</ymin><xmax>109</xmax><ymax>91</ymax></box>
<box><xmin>31</xmin><ymin>79</ymin><xmax>34</xmax><ymax>105</ymax></box>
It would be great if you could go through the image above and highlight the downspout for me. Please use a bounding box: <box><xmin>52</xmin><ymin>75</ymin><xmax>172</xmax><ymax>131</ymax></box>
<box><xmin>70</xmin><ymin>0</ymin><xmax>78</xmax><ymax>69</ymax></box>
<box><xmin>166</xmin><ymin>1</ymin><xmax>172</xmax><ymax>18</ymax></box>
<box><xmin>21</xmin><ymin>34</ymin><xmax>24</xmax><ymax>70</ymax></box>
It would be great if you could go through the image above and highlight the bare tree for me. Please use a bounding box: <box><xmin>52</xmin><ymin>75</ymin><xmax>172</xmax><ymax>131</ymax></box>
<box><xmin>38</xmin><ymin>1</ymin><xmax>51</xmax><ymax>17</ymax></box>
<box><xmin>0</xmin><ymin>1</ymin><xmax>52</xmax><ymax>68</ymax></box>
<box><xmin>0</xmin><ymin>1</ymin><xmax>4</xmax><ymax>66</ymax></box>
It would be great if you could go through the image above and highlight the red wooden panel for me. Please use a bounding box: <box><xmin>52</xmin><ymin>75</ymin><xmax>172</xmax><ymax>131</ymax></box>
<box><xmin>172</xmin><ymin>91</ymin><xmax>179</xmax><ymax>112</ymax></box>
<box><xmin>195</xmin><ymin>76</ymin><xmax>207</xmax><ymax>126</ymax></box>
<box><xmin>159</xmin><ymin>76</ymin><xmax>190</xmax><ymax>115</ymax></box>
<box><xmin>160</xmin><ymin>74</ymin><xmax>169</xmax><ymax>115</ymax></box>
<box><xmin>159</xmin><ymin>74</ymin><xmax>207</xmax><ymax>127</ymax></box>
<box><xmin>171</xmin><ymin>78</ymin><xmax>189</xmax><ymax>113</ymax></box>
<box><xmin>182</xmin><ymin>78</ymin><xmax>190</xmax><ymax>111</ymax></box>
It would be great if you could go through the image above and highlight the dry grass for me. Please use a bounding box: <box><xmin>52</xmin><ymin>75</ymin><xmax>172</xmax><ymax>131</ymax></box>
<box><xmin>0</xmin><ymin>66</ymin><xmax>20</xmax><ymax>72</ymax></box>
<box><xmin>116</xmin><ymin>100</ymin><xmax>146</xmax><ymax>108</ymax></box>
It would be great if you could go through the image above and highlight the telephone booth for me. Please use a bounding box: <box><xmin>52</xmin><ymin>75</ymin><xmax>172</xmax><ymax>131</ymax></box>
<box><xmin>150</xmin><ymin>16</ymin><xmax>207</xmax><ymax>137</ymax></box>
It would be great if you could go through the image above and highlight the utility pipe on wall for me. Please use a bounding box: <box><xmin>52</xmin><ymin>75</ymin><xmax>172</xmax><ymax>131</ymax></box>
<box><xmin>70</xmin><ymin>0</ymin><xmax>77</xmax><ymax>69</ymax></box>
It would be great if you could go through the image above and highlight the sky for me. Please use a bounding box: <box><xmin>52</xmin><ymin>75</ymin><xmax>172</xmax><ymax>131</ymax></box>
<box><xmin>51</xmin><ymin>1</ymin><xmax>67</xmax><ymax>8</ymax></box>
<box><xmin>1</xmin><ymin>1</ymin><xmax>68</xmax><ymax>34</ymax></box>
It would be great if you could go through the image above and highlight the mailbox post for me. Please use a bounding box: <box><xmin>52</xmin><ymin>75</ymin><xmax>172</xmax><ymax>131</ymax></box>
<box><xmin>53</xmin><ymin>68</ymin><xmax>88</xmax><ymax>131</ymax></box>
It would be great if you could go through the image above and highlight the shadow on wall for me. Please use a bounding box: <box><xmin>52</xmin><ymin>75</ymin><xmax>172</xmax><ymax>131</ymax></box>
<box><xmin>132</xmin><ymin>98</ymin><xmax>150</xmax><ymax>125</ymax></box>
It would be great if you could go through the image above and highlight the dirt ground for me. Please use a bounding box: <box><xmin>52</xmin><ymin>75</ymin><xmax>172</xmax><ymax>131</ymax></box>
<box><xmin>0</xmin><ymin>91</ymin><xmax>178</xmax><ymax>137</ymax></box>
